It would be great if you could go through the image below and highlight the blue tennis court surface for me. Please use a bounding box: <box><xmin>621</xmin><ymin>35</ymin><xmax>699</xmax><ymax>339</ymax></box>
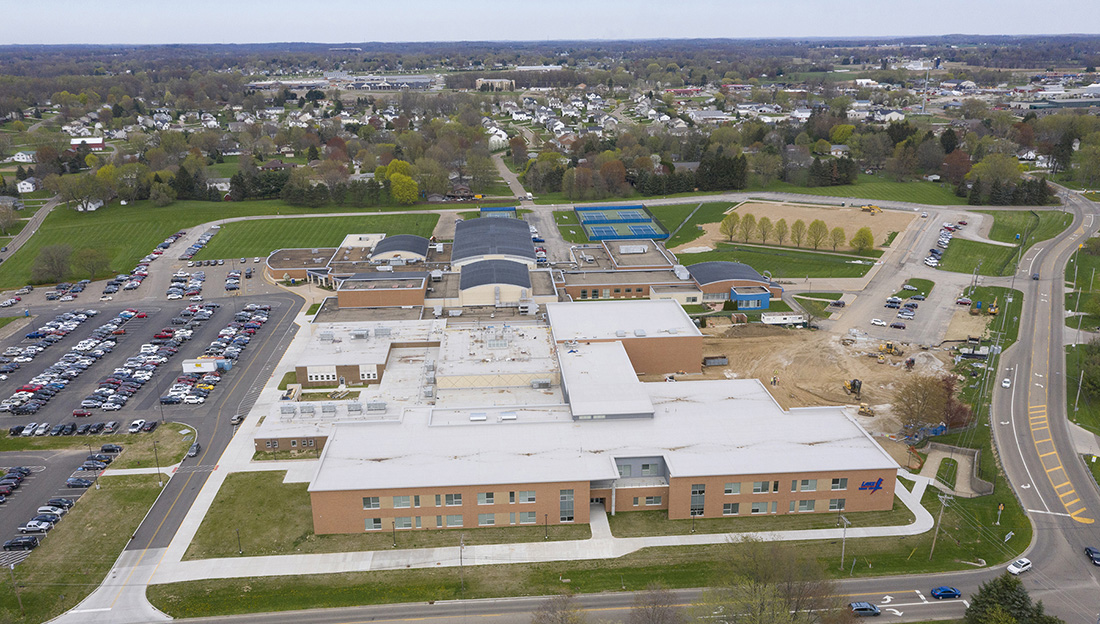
<box><xmin>628</xmin><ymin>224</ymin><xmax>661</xmax><ymax>236</ymax></box>
<box><xmin>589</xmin><ymin>225</ymin><xmax>618</xmax><ymax>237</ymax></box>
<box><xmin>574</xmin><ymin>205</ymin><xmax>668</xmax><ymax>240</ymax></box>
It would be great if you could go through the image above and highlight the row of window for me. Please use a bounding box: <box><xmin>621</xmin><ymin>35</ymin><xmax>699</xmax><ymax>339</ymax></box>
<box><xmin>616</xmin><ymin>463</ymin><xmax>662</xmax><ymax>478</ymax></box>
<box><xmin>690</xmin><ymin>481</ymin><xmax>848</xmax><ymax>516</ymax></box>
<box><xmin>368</xmin><ymin>512</ymin><xmax>546</xmax><ymax>531</ymax></box>
<box><xmin>365</xmin><ymin>491</ymin><xmax>539</xmax><ymax>510</ymax></box>
<box><xmin>740</xmin><ymin>478</ymin><xmax>848</xmax><ymax>494</ymax></box>
<box><xmin>632</xmin><ymin>496</ymin><xmax>663</xmax><ymax>506</ymax></box>
<box><xmin>576</xmin><ymin>287</ymin><xmax>646</xmax><ymax>300</ymax></box>
<box><xmin>359</xmin><ymin>370</ymin><xmax>378</xmax><ymax>381</ymax></box>
<box><xmin>264</xmin><ymin>438</ymin><xmax>316</xmax><ymax>449</ymax></box>
<box><xmin>306</xmin><ymin>372</ymin><xmax>338</xmax><ymax>382</ymax></box>
<box><xmin>724</xmin><ymin>499</ymin><xmax>845</xmax><ymax>516</ymax></box>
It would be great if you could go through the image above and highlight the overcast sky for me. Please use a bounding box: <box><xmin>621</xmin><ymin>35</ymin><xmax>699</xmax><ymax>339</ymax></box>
<box><xmin>4</xmin><ymin>0</ymin><xmax>1098</xmax><ymax>45</ymax></box>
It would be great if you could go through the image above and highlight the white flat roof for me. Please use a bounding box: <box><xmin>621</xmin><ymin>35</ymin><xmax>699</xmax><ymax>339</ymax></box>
<box><xmin>558</xmin><ymin>342</ymin><xmax>653</xmax><ymax>418</ymax></box>
<box><xmin>308</xmin><ymin>378</ymin><xmax>897</xmax><ymax>492</ymax></box>
<box><xmin>545</xmin><ymin>299</ymin><xmax>700</xmax><ymax>343</ymax></box>
<box><xmin>297</xmin><ymin>320</ymin><xmax>445</xmax><ymax>368</ymax></box>
<box><xmin>436</xmin><ymin>324</ymin><xmax>557</xmax><ymax>378</ymax></box>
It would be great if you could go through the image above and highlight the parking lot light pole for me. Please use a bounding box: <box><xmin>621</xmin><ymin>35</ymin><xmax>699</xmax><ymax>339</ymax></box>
<box><xmin>838</xmin><ymin>514</ymin><xmax>851</xmax><ymax>570</ymax></box>
<box><xmin>153</xmin><ymin>440</ymin><xmax>162</xmax><ymax>487</ymax></box>
<box><xmin>236</xmin><ymin>528</ymin><xmax>242</xmax><ymax>554</ymax></box>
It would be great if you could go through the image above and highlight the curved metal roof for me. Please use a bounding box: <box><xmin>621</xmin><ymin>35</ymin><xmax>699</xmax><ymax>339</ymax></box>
<box><xmin>373</xmin><ymin>234</ymin><xmax>430</xmax><ymax>257</ymax></box>
<box><xmin>452</xmin><ymin>218</ymin><xmax>535</xmax><ymax>262</ymax></box>
<box><xmin>459</xmin><ymin>260</ymin><xmax>532</xmax><ymax>290</ymax></box>
<box><xmin>686</xmin><ymin>261</ymin><xmax>767</xmax><ymax>285</ymax></box>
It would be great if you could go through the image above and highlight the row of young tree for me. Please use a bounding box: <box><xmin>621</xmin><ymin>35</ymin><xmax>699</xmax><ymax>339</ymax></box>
<box><xmin>29</xmin><ymin>244</ymin><xmax>110</xmax><ymax>284</ymax></box>
<box><xmin>718</xmin><ymin>212</ymin><xmax>877</xmax><ymax>253</ymax></box>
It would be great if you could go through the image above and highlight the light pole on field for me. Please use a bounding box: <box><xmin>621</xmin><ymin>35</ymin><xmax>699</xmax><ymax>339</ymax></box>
<box><xmin>153</xmin><ymin>440</ymin><xmax>162</xmax><ymax>487</ymax></box>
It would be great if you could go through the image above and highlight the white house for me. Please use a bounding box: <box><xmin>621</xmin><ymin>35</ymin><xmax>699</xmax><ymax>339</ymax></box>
<box><xmin>830</xmin><ymin>145</ymin><xmax>850</xmax><ymax>158</ymax></box>
<box><xmin>874</xmin><ymin>110</ymin><xmax>906</xmax><ymax>123</ymax></box>
<box><xmin>16</xmin><ymin>177</ymin><xmax>38</xmax><ymax>194</ymax></box>
<box><xmin>11</xmin><ymin>151</ymin><xmax>35</xmax><ymax>163</ymax></box>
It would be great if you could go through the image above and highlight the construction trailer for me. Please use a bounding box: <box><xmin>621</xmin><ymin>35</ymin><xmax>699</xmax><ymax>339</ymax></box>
<box><xmin>760</xmin><ymin>312</ymin><xmax>807</xmax><ymax>326</ymax></box>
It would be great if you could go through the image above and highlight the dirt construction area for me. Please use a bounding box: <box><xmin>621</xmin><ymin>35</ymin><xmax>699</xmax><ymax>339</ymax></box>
<box><xmin>647</xmin><ymin>321</ymin><xmax>951</xmax><ymax>462</ymax></box>
<box><xmin>672</xmin><ymin>200</ymin><xmax>916</xmax><ymax>253</ymax></box>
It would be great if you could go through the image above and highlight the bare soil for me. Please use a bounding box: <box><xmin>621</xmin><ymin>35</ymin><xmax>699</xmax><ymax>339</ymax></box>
<box><xmin>648</xmin><ymin>320</ymin><xmax>951</xmax><ymax>439</ymax></box>
<box><xmin>944</xmin><ymin>307</ymin><xmax>996</xmax><ymax>342</ymax></box>
<box><xmin>673</xmin><ymin>200</ymin><xmax>916</xmax><ymax>253</ymax></box>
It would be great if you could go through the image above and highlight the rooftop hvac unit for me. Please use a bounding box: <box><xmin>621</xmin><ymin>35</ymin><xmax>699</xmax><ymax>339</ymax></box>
<box><xmin>423</xmin><ymin>386</ymin><xmax>435</xmax><ymax>399</ymax></box>
<box><xmin>347</xmin><ymin>403</ymin><xmax>363</xmax><ymax>412</ymax></box>
<box><xmin>311</xmin><ymin>248</ymin><xmax>319</xmax><ymax>254</ymax></box>
<box><xmin>375</xmin><ymin>327</ymin><xmax>392</xmax><ymax>337</ymax></box>
<box><xmin>366</xmin><ymin>400</ymin><xmax>387</xmax><ymax>412</ymax></box>
<box><xmin>426</xmin><ymin>372</ymin><xmax>436</xmax><ymax>384</ymax></box>
<box><xmin>320</xmin><ymin>331</ymin><xmax>334</xmax><ymax>342</ymax></box>
<box><xmin>469</xmin><ymin>413</ymin><xmax>488</xmax><ymax>422</ymax></box>
<box><xmin>377</xmin><ymin>265</ymin><xmax>394</xmax><ymax>272</ymax></box>
<box><xmin>435</xmin><ymin>243</ymin><xmax>444</xmax><ymax>253</ymax></box>
<box><xmin>673</xmin><ymin>264</ymin><xmax>691</xmax><ymax>280</ymax></box>
<box><xmin>299</xmin><ymin>405</ymin><xmax>315</xmax><ymax>414</ymax></box>
<box><xmin>531</xmin><ymin>379</ymin><xmax>552</xmax><ymax>389</ymax></box>
<box><xmin>351</xmin><ymin>330</ymin><xmax>370</xmax><ymax>339</ymax></box>
<box><xmin>322</xmin><ymin>404</ymin><xmax>337</xmax><ymax>413</ymax></box>
<box><xmin>430</xmin><ymin>270</ymin><xmax>443</xmax><ymax>282</ymax></box>
<box><xmin>500</xmin><ymin>412</ymin><xmax>517</xmax><ymax>421</ymax></box>
<box><xmin>425</xmin><ymin>361</ymin><xmax>435</xmax><ymax>371</ymax></box>
<box><xmin>390</xmin><ymin>258</ymin><xmax>407</xmax><ymax>266</ymax></box>
<box><xmin>280</xmin><ymin>405</ymin><xmax>297</xmax><ymax>415</ymax></box>
<box><xmin>634</xmin><ymin>328</ymin><xmax>647</xmax><ymax>337</ymax></box>
<box><xmin>619</xmin><ymin>244</ymin><xmax>648</xmax><ymax>254</ymax></box>
<box><xmin>615</xmin><ymin>329</ymin><xmax>627</xmax><ymax>338</ymax></box>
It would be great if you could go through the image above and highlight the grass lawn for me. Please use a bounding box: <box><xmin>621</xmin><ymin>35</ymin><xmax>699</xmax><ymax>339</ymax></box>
<box><xmin>1084</xmin><ymin>454</ymin><xmax>1100</xmax><ymax>489</ymax></box>
<box><xmin>203</xmin><ymin>155</ymin><xmax>240</xmax><ymax>178</ymax></box>
<box><xmin>678</xmin><ymin>243</ymin><xmax>874</xmax><ymax>279</ymax></box>
<box><xmin>1064</xmin><ymin>247</ymin><xmax>1100</xmax><ymax>331</ymax></box>
<box><xmin>794</xmin><ymin>296</ymin><xmax>831</xmax><ymax>318</ymax></box>
<box><xmin>608</xmin><ymin>496</ymin><xmax>913</xmax><ymax>537</ymax></box>
<box><xmin>739</xmin><ymin>298</ymin><xmax>794</xmax><ymax>322</ymax></box>
<box><xmin>0</xmin><ymin>316</ymin><xmax>23</xmax><ymax>330</ymax></box>
<box><xmin>0</xmin><ymin>198</ymin><xmax>442</xmax><ymax>289</ymax></box>
<box><xmin>658</xmin><ymin>203</ymin><xmax>735</xmax><ymax>248</ymax></box>
<box><xmin>1066</xmin><ymin>345</ymin><xmax>1100</xmax><ymax>437</ymax></box>
<box><xmin>978</xmin><ymin>209</ymin><xmax>1073</xmax><ymax>247</ymax></box>
<box><xmin>937</xmin><ymin>239</ymin><xmax>1019</xmax><ymax>277</ymax></box>
<box><xmin>277</xmin><ymin>371</ymin><xmax>297</xmax><ymax>390</ymax></box>
<box><xmin>553</xmin><ymin>209</ymin><xmax>589</xmax><ymax>244</ymax></box>
<box><xmin>306</xmin><ymin>303</ymin><xmax>321</xmax><ymax>315</ymax></box>
<box><xmin>936</xmin><ymin>458</ymin><xmax>959</xmax><ymax>490</ymax></box>
<box><xmin>183</xmin><ymin>472</ymin><xmax>590</xmax><ymax>560</ymax></box>
<box><xmin>759</xmin><ymin>173</ymin><xmax>968</xmax><ymax>206</ymax></box>
<box><xmin>553</xmin><ymin>210</ymin><xmax>579</xmax><ymax>225</ymax></box>
<box><xmin>193</xmin><ymin>214</ymin><xmax>438</xmax><ymax>260</ymax></box>
<box><xmin>894</xmin><ymin>278</ymin><xmax>935</xmax><ymax>298</ymax></box>
<box><xmin>797</xmin><ymin>292</ymin><xmax>843</xmax><ymax>300</ymax></box>
<box><xmin>0</xmin><ymin>422</ymin><xmax>195</xmax><ymax>469</ymax></box>
<box><xmin>0</xmin><ymin>475</ymin><xmax>163</xmax><ymax>623</ymax></box>
<box><xmin>149</xmin><ymin>476</ymin><xmax>1028</xmax><ymax>619</ymax></box>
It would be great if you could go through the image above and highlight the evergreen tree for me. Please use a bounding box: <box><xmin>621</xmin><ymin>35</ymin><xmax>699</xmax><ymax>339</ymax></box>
<box><xmin>307</xmin><ymin>145</ymin><xmax>320</xmax><ymax>162</ymax></box>
<box><xmin>955</xmin><ymin>178</ymin><xmax>969</xmax><ymax>198</ymax></box>
<box><xmin>987</xmin><ymin>179</ymin><xmax>1003</xmax><ymax>205</ymax></box>
<box><xmin>968</xmin><ymin>177</ymin><xmax>984</xmax><ymax>205</ymax></box>
<box><xmin>940</xmin><ymin>128</ymin><xmax>959</xmax><ymax>154</ymax></box>
<box><xmin>229</xmin><ymin>172</ymin><xmax>248</xmax><ymax>201</ymax></box>
<box><xmin>365</xmin><ymin>178</ymin><xmax>381</xmax><ymax>206</ymax></box>
<box><xmin>15</xmin><ymin>165</ymin><xmax>27</xmax><ymax>181</ymax></box>
<box><xmin>172</xmin><ymin>166</ymin><xmax>195</xmax><ymax>200</ymax></box>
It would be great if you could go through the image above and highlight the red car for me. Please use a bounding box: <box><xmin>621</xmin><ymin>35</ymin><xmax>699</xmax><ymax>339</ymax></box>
<box><xmin>135</xmin><ymin>312</ymin><xmax>147</xmax><ymax>318</ymax></box>
<box><xmin>72</xmin><ymin>409</ymin><xmax>92</xmax><ymax>418</ymax></box>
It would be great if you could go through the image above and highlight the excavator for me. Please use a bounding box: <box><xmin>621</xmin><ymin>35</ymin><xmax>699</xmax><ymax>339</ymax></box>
<box><xmin>879</xmin><ymin>341</ymin><xmax>904</xmax><ymax>356</ymax></box>
<box><xmin>844</xmin><ymin>379</ymin><xmax>863</xmax><ymax>400</ymax></box>
<box><xmin>861</xmin><ymin>205</ymin><xmax>882</xmax><ymax>215</ymax></box>
<box><xmin>989</xmin><ymin>297</ymin><xmax>999</xmax><ymax>316</ymax></box>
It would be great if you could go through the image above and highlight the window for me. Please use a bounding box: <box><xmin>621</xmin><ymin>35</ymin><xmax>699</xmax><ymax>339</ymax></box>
<box><xmin>724</xmin><ymin>482</ymin><xmax>741</xmax><ymax>495</ymax></box>
<box><xmin>645</xmin><ymin>496</ymin><xmax>662</xmax><ymax>506</ymax></box>
<box><xmin>518</xmin><ymin>491</ymin><xmax>536</xmax><ymax>503</ymax></box>
<box><xmin>478</xmin><ymin>513</ymin><xmax>495</xmax><ymax>526</ymax></box>
<box><xmin>414</xmin><ymin>495</ymin><xmax>420</xmax><ymax>508</ymax></box>
<box><xmin>265</xmin><ymin>440</ymin><xmax>272</xmax><ymax>448</ymax></box>
<box><xmin>560</xmin><ymin>489</ymin><xmax>574</xmax><ymax>522</ymax></box>
<box><xmin>579</xmin><ymin>289</ymin><xmax>588</xmax><ymax>300</ymax></box>
<box><xmin>393</xmin><ymin>496</ymin><xmax>410</xmax><ymax>508</ymax></box>
<box><xmin>291</xmin><ymin>440</ymin><xmax>297</xmax><ymax>448</ymax></box>
<box><xmin>830</xmin><ymin>499</ymin><xmax>846</xmax><ymax>511</ymax></box>
<box><xmin>415</xmin><ymin>517</ymin><xmax>421</xmax><ymax>528</ymax></box>
<box><xmin>831</xmin><ymin>478</ymin><xmax>848</xmax><ymax>491</ymax></box>
<box><xmin>618</xmin><ymin>465</ymin><xmax>632</xmax><ymax>478</ymax></box>
<box><xmin>773</xmin><ymin>481</ymin><xmax>780</xmax><ymax>493</ymax></box>
<box><xmin>445</xmin><ymin>493</ymin><xmax>462</xmax><ymax>506</ymax></box>
<box><xmin>687</xmin><ymin>296</ymin><xmax>698</xmax><ymax>303</ymax></box>
<box><xmin>602</xmin><ymin>289</ymin><xmax>610</xmax><ymax>298</ymax></box>
<box><xmin>308</xmin><ymin>439</ymin><xmax>315</xmax><ymax>447</ymax></box>
<box><xmin>753</xmin><ymin>481</ymin><xmax>768</xmax><ymax>494</ymax></box>
<box><xmin>271</xmin><ymin>440</ymin><xmax>279</xmax><ymax>448</ymax></box>
<box><xmin>435</xmin><ymin>495</ymin><xmax>441</xmax><ymax>507</ymax></box>
<box><xmin>751</xmin><ymin>502</ymin><xmax>768</xmax><ymax>514</ymax></box>
<box><xmin>509</xmin><ymin>512</ymin><xmax>516</xmax><ymax>525</ymax></box>
<box><xmin>641</xmin><ymin>463</ymin><xmax>659</xmax><ymax>477</ymax></box>
<box><xmin>478</xmin><ymin>492</ymin><xmax>494</xmax><ymax>505</ymax></box>
<box><xmin>702</xmin><ymin>292</ymin><xmax>729</xmax><ymax>302</ymax></box>
<box><xmin>436</xmin><ymin>516</ymin><xmax>442</xmax><ymax>528</ymax></box>
<box><xmin>394</xmin><ymin>517</ymin><xmax>412</xmax><ymax>529</ymax></box>
<box><xmin>800</xmin><ymin>479</ymin><xmax>817</xmax><ymax>492</ymax></box>
<box><xmin>613</xmin><ymin>288</ymin><xmax>621</xmax><ymax>294</ymax></box>
<box><xmin>366</xmin><ymin>518</ymin><xmax>382</xmax><ymax>531</ymax></box>
<box><xmin>509</xmin><ymin>491</ymin><xmax>516</xmax><ymax>504</ymax></box>
<box><xmin>798</xmin><ymin>500</ymin><xmax>815</xmax><ymax>512</ymax></box>
<box><xmin>362</xmin><ymin>497</ymin><xmax>380</xmax><ymax>510</ymax></box>
<box><xmin>359</xmin><ymin>370</ymin><xmax>378</xmax><ymax>381</ymax></box>
<box><xmin>723</xmin><ymin>503</ymin><xmax>739</xmax><ymax>516</ymax></box>
<box><xmin>633</xmin><ymin>497</ymin><xmax>639</xmax><ymax>506</ymax></box>
<box><xmin>446</xmin><ymin>515</ymin><xmax>463</xmax><ymax>527</ymax></box>
<box><xmin>519</xmin><ymin>511</ymin><xmax>537</xmax><ymax>524</ymax></box>
<box><xmin>690</xmin><ymin>484</ymin><xmax>705</xmax><ymax>516</ymax></box>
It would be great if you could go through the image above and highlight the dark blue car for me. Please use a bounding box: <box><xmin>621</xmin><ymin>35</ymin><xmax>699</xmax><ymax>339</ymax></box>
<box><xmin>930</xmin><ymin>586</ymin><xmax>961</xmax><ymax>599</ymax></box>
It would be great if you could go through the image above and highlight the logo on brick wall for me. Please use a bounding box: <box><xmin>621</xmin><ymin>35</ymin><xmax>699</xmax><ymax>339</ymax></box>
<box><xmin>859</xmin><ymin>477</ymin><xmax>884</xmax><ymax>493</ymax></box>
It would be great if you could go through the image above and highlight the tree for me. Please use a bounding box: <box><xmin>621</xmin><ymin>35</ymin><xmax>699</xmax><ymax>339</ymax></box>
<box><xmin>850</xmin><ymin>226</ymin><xmax>875</xmax><ymax>253</ymax></box>
<box><xmin>694</xmin><ymin>537</ymin><xmax>842</xmax><ymax>624</ymax></box>
<box><xmin>72</xmin><ymin>247</ymin><xmax>110</xmax><ymax>280</ymax></box>
<box><xmin>719</xmin><ymin>212</ymin><xmax>741</xmax><ymax>242</ymax></box>
<box><xmin>806</xmin><ymin>219</ymin><xmax>828</xmax><ymax>249</ymax></box>
<box><xmin>774</xmin><ymin>219</ymin><xmax>789</xmax><ymax>246</ymax></box>
<box><xmin>467</xmin><ymin>155</ymin><xmax>497</xmax><ymax>193</ymax></box>
<box><xmin>893</xmin><ymin>375</ymin><xmax>949</xmax><ymax>431</ymax></box>
<box><xmin>389</xmin><ymin>172</ymin><xmax>419</xmax><ymax>205</ymax></box>
<box><xmin>628</xmin><ymin>584</ymin><xmax>685</xmax><ymax>624</ymax></box>
<box><xmin>531</xmin><ymin>594</ymin><xmax>587</xmax><ymax>624</ymax></box>
<box><xmin>964</xmin><ymin>572</ymin><xmax>1063</xmax><ymax>624</ymax></box>
<box><xmin>0</xmin><ymin>204</ymin><xmax>14</xmax><ymax>236</ymax></box>
<box><xmin>960</xmin><ymin>98</ymin><xmax>989</xmax><ymax>120</ymax></box>
<box><xmin>171</xmin><ymin>166</ymin><xmax>195</xmax><ymax>200</ymax></box>
<box><xmin>737</xmin><ymin>213</ymin><xmax>757</xmax><ymax>242</ymax></box>
<box><xmin>509</xmin><ymin>136</ymin><xmax>528</xmax><ymax>168</ymax></box>
<box><xmin>31</xmin><ymin>244</ymin><xmax>72</xmax><ymax>283</ymax></box>
<box><xmin>813</xmin><ymin>138</ymin><xmax>831</xmax><ymax>155</ymax></box>
<box><xmin>790</xmin><ymin>219</ymin><xmax>807</xmax><ymax>247</ymax></box>
<box><xmin>829</xmin><ymin>226</ymin><xmax>846</xmax><ymax>251</ymax></box>
<box><xmin>968</xmin><ymin>153</ymin><xmax>1022</xmax><ymax>191</ymax></box>
<box><xmin>1075</xmin><ymin>145</ymin><xmax>1100</xmax><ymax>189</ymax></box>
<box><xmin>750</xmin><ymin>153</ymin><xmax>782</xmax><ymax>186</ymax></box>
<box><xmin>306</xmin><ymin>145</ymin><xmax>319</xmax><ymax>162</ymax></box>
<box><xmin>149</xmin><ymin>181</ymin><xmax>176</xmax><ymax>207</ymax></box>
<box><xmin>757</xmin><ymin>216</ymin><xmax>773</xmax><ymax>244</ymax></box>
<box><xmin>940</xmin><ymin>128</ymin><xmax>959</xmax><ymax>154</ymax></box>
<box><xmin>943</xmin><ymin>150</ymin><xmax>973</xmax><ymax>185</ymax></box>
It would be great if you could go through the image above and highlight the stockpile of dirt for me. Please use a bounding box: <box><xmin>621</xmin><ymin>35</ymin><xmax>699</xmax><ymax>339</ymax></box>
<box><xmin>672</xmin><ymin>200</ymin><xmax>915</xmax><ymax>253</ymax></box>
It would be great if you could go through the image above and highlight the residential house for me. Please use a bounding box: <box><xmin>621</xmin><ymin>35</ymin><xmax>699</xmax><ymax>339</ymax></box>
<box><xmin>790</xmin><ymin>108</ymin><xmax>813</xmax><ymax>122</ymax></box>
<box><xmin>874</xmin><ymin>110</ymin><xmax>906</xmax><ymax>123</ymax></box>
<box><xmin>0</xmin><ymin>196</ymin><xmax>24</xmax><ymax>210</ymax></box>
<box><xmin>16</xmin><ymin>177</ymin><xmax>39</xmax><ymax>194</ymax></box>
<box><xmin>11</xmin><ymin>151</ymin><xmax>35</xmax><ymax>163</ymax></box>
<box><xmin>829</xmin><ymin>145</ymin><xmax>850</xmax><ymax>158</ymax></box>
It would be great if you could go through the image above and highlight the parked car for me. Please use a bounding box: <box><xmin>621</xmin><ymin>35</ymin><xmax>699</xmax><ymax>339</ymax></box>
<box><xmin>871</xmin><ymin>319</ymin><xmax>887</xmax><ymax>327</ymax></box>
<box><xmin>101</xmin><ymin>443</ymin><xmax>122</xmax><ymax>453</ymax></box>
<box><xmin>187</xmin><ymin>442</ymin><xmax>200</xmax><ymax>457</ymax></box>
<box><xmin>1084</xmin><ymin>547</ymin><xmax>1100</xmax><ymax>566</ymax></box>
<box><xmin>18</xmin><ymin>520</ymin><xmax>53</xmax><ymax>533</ymax></box>
<box><xmin>127</xmin><ymin>419</ymin><xmax>146</xmax><ymax>433</ymax></box>
<box><xmin>3</xmin><ymin>536</ymin><xmax>39</xmax><ymax>550</ymax></box>
<box><xmin>66</xmin><ymin>477</ymin><xmax>93</xmax><ymax>488</ymax></box>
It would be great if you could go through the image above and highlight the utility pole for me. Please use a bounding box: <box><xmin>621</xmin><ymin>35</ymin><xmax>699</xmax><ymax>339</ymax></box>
<box><xmin>929</xmin><ymin>494</ymin><xmax>953</xmax><ymax>560</ymax></box>
<box><xmin>838</xmin><ymin>514</ymin><xmax>851</xmax><ymax>570</ymax></box>
<box><xmin>153</xmin><ymin>440</ymin><xmax>162</xmax><ymax>487</ymax></box>
<box><xmin>459</xmin><ymin>533</ymin><xmax>465</xmax><ymax>592</ymax></box>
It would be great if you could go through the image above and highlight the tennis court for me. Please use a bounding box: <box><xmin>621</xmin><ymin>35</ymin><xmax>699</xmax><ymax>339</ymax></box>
<box><xmin>575</xmin><ymin>205</ymin><xmax>668</xmax><ymax>240</ymax></box>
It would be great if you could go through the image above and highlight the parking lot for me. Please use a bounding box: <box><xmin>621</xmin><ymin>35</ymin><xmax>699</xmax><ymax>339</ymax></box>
<box><xmin>0</xmin><ymin>448</ymin><xmax>91</xmax><ymax>561</ymax></box>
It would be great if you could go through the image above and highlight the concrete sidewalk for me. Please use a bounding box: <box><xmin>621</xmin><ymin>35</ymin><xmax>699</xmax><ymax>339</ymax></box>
<box><xmin>48</xmin><ymin>548</ymin><xmax>171</xmax><ymax>624</ymax></box>
<box><xmin>147</xmin><ymin>476</ymin><xmax>932</xmax><ymax>585</ymax></box>
<box><xmin>106</xmin><ymin>466</ymin><xmax>178</xmax><ymax>476</ymax></box>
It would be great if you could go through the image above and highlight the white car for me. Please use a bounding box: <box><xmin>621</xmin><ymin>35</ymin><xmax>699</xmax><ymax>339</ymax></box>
<box><xmin>871</xmin><ymin>319</ymin><xmax>887</xmax><ymax>327</ymax></box>
<box><xmin>189</xmin><ymin>295</ymin><xmax>203</xmax><ymax>301</ymax></box>
<box><xmin>167</xmin><ymin>293</ymin><xmax>183</xmax><ymax>300</ymax></box>
<box><xmin>128</xmin><ymin>419</ymin><xmax>146</xmax><ymax>433</ymax></box>
<box><xmin>99</xmin><ymin>295</ymin><xmax>113</xmax><ymax>301</ymax></box>
<box><xmin>1007</xmin><ymin>558</ymin><xmax>1031</xmax><ymax>575</ymax></box>
<box><xmin>1002</xmin><ymin>378</ymin><xmax>1011</xmax><ymax>388</ymax></box>
<box><xmin>183</xmin><ymin>395</ymin><xmax>205</xmax><ymax>404</ymax></box>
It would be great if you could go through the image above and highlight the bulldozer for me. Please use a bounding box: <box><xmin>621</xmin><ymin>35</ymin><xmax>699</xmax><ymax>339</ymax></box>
<box><xmin>861</xmin><ymin>204</ymin><xmax>882</xmax><ymax>215</ymax></box>
<box><xmin>879</xmin><ymin>341</ymin><xmax>904</xmax><ymax>356</ymax></box>
<box><xmin>844</xmin><ymin>379</ymin><xmax>863</xmax><ymax>400</ymax></box>
<box><xmin>858</xmin><ymin>403</ymin><xmax>876</xmax><ymax>417</ymax></box>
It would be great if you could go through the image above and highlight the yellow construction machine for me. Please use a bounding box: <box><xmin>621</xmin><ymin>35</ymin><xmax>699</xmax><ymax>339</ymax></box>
<box><xmin>879</xmin><ymin>341</ymin><xmax>904</xmax><ymax>356</ymax></box>
<box><xmin>858</xmin><ymin>403</ymin><xmax>876</xmax><ymax>417</ymax></box>
<box><xmin>861</xmin><ymin>205</ymin><xmax>882</xmax><ymax>215</ymax></box>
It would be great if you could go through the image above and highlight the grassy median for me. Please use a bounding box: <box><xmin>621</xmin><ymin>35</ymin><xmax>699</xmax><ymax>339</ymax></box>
<box><xmin>0</xmin><ymin>422</ymin><xmax>194</xmax><ymax>469</ymax></box>
<box><xmin>0</xmin><ymin>475</ymin><xmax>164</xmax><ymax>623</ymax></box>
